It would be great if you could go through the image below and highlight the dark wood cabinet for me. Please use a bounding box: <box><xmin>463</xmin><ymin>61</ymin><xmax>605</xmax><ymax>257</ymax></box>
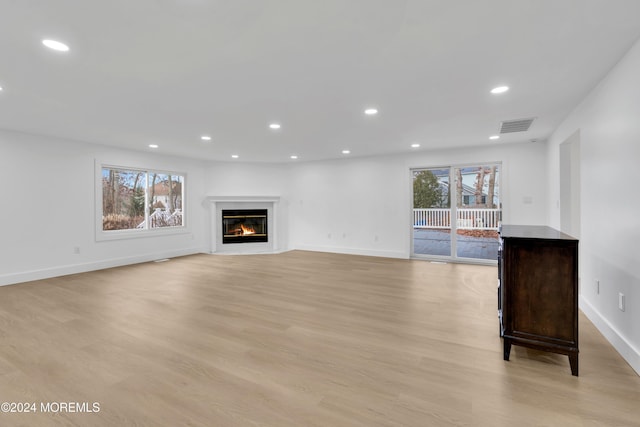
<box><xmin>498</xmin><ymin>225</ymin><xmax>579</xmax><ymax>376</ymax></box>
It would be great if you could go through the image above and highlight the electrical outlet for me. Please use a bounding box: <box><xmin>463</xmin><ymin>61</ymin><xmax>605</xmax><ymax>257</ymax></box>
<box><xmin>619</xmin><ymin>293</ymin><xmax>625</xmax><ymax>312</ymax></box>
<box><xmin>596</xmin><ymin>279</ymin><xmax>600</xmax><ymax>295</ymax></box>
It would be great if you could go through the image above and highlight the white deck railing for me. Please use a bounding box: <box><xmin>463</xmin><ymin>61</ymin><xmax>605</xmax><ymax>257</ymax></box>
<box><xmin>137</xmin><ymin>208</ymin><xmax>183</xmax><ymax>229</ymax></box>
<box><xmin>413</xmin><ymin>208</ymin><xmax>501</xmax><ymax>230</ymax></box>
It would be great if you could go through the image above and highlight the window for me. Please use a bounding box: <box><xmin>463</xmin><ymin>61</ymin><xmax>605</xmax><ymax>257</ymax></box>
<box><xmin>463</xmin><ymin>195</ymin><xmax>487</xmax><ymax>206</ymax></box>
<box><xmin>101</xmin><ymin>166</ymin><xmax>185</xmax><ymax>233</ymax></box>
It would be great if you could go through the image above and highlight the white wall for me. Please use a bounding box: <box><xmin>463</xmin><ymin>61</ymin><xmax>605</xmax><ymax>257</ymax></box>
<box><xmin>289</xmin><ymin>155</ymin><xmax>409</xmax><ymax>257</ymax></box>
<box><xmin>547</xmin><ymin>38</ymin><xmax>640</xmax><ymax>374</ymax></box>
<box><xmin>205</xmin><ymin>162</ymin><xmax>289</xmax><ymax>197</ymax></box>
<box><xmin>0</xmin><ymin>130</ymin><xmax>208</xmax><ymax>286</ymax></box>
<box><xmin>289</xmin><ymin>142</ymin><xmax>548</xmax><ymax>258</ymax></box>
<box><xmin>1</xmin><ymin>126</ymin><xmax>549</xmax><ymax>286</ymax></box>
<box><xmin>204</xmin><ymin>162</ymin><xmax>291</xmax><ymax>252</ymax></box>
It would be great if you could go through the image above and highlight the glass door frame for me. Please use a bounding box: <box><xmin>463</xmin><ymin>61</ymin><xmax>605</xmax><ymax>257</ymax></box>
<box><xmin>410</xmin><ymin>161</ymin><xmax>502</xmax><ymax>265</ymax></box>
<box><xmin>410</xmin><ymin>166</ymin><xmax>452</xmax><ymax>263</ymax></box>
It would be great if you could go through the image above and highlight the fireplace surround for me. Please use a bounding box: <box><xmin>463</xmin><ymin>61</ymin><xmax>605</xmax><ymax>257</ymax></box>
<box><xmin>207</xmin><ymin>196</ymin><xmax>280</xmax><ymax>254</ymax></box>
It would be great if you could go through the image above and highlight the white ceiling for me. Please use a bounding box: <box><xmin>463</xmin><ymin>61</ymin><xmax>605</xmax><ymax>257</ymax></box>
<box><xmin>1</xmin><ymin>0</ymin><xmax>640</xmax><ymax>163</ymax></box>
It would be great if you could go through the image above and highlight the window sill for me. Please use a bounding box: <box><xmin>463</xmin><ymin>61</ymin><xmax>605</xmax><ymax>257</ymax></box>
<box><xmin>96</xmin><ymin>226</ymin><xmax>191</xmax><ymax>242</ymax></box>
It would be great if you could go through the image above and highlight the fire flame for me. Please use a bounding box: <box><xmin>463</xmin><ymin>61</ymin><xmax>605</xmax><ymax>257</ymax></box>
<box><xmin>240</xmin><ymin>224</ymin><xmax>256</xmax><ymax>235</ymax></box>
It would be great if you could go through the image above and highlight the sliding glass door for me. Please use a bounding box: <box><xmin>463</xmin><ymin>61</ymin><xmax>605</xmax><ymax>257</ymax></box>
<box><xmin>412</xmin><ymin>163</ymin><xmax>501</xmax><ymax>263</ymax></box>
<box><xmin>412</xmin><ymin>168</ymin><xmax>451</xmax><ymax>258</ymax></box>
<box><xmin>453</xmin><ymin>165</ymin><xmax>501</xmax><ymax>261</ymax></box>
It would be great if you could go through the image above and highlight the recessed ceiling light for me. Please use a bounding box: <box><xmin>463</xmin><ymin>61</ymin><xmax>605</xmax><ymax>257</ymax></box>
<box><xmin>42</xmin><ymin>39</ymin><xmax>70</xmax><ymax>52</ymax></box>
<box><xmin>201</xmin><ymin>135</ymin><xmax>211</xmax><ymax>141</ymax></box>
<box><xmin>489</xmin><ymin>135</ymin><xmax>500</xmax><ymax>140</ymax></box>
<box><xmin>364</xmin><ymin>108</ymin><xmax>378</xmax><ymax>115</ymax></box>
<box><xmin>490</xmin><ymin>86</ymin><xmax>509</xmax><ymax>94</ymax></box>
<box><xmin>149</xmin><ymin>144</ymin><xmax>159</xmax><ymax>148</ymax></box>
<box><xmin>269</xmin><ymin>123</ymin><xmax>281</xmax><ymax>130</ymax></box>
<box><xmin>290</xmin><ymin>155</ymin><xmax>298</xmax><ymax>160</ymax></box>
<box><xmin>0</xmin><ymin>86</ymin><xmax>3</xmax><ymax>92</ymax></box>
<box><xmin>342</xmin><ymin>150</ymin><xmax>351</xmax><ymax>154</ymax></box>
<box><xmin>411</xmin><ymin>143</ymin><xmax>420</xmax><ymax>148</ymax></box>
<box><xmin>231</xmin><ymin>154</ymin><xmax>239</xmax><ymax>159</ymax></box>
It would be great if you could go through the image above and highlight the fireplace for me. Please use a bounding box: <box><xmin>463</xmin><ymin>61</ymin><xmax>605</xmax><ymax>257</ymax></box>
<box><xmin>222</xmin><ymin>209</ymin><xmax>268</xmax><ymax>244</ymax></box>
<box><xmin>207</xmin><ymin>196</ymin><xmax>279</xmax><ymax>253</ymax></box>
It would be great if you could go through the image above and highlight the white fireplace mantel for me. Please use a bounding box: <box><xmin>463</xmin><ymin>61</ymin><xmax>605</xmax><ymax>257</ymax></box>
<box><xmin>206</xmin><ymin>196</ymin><xmax>281</xmax><ymax>254</ymax></box>
<box><xmin>205</xmin><ymin>195</ymin><xmax>281</xmax><ymax>204</ymax></box>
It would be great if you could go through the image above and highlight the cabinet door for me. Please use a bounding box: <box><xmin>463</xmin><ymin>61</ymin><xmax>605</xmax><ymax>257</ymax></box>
<box><xmin>506</xmin><ymin>239</ymin><xmax>577</xmax><ymax>344</ymax></box>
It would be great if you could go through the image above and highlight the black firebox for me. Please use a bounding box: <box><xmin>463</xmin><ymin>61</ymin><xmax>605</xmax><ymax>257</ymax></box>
<box><xmin>222</xmin><ymin>209</ymin><xmax>268</xmax><ymax>244</ymax></box>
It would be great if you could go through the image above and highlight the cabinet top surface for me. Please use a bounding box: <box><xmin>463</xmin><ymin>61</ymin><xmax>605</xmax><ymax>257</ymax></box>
<box><xmin>500</xmin><ymin>225</ymin><xmax>577</xmax><ymax>241</ymax></box>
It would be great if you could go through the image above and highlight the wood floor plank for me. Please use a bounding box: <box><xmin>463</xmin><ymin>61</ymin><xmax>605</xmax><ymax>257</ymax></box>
<box><xmin>0</xmin><ymin>250</ymin><xmax>639</xmax><ymax>426</ymax></box>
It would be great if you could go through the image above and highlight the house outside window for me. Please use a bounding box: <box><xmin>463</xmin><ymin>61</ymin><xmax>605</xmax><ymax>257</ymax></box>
<box><xmin>463</xmin><ymin>195</ymin><xmax>487</xmax><ymax>206</ymax></box>
<box><xmin>100</xmin><ymin>166</ymin><xmax>185</xmax><ymax>234</ymax></box>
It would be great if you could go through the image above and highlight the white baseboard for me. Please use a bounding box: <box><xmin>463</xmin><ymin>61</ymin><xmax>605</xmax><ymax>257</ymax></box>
<box><xmin>0</xmin><ymin>245</ymin><xmax>401</xmax><ymax>287</ymax></box>
<box><xmin>580</xmin><ymin>295</ymin><xmax>640</xmax><ymax>376</ymax></box>
<box><xmin>209</xmin><ymin>249</ymin><xmax>291</xmax><ymax>256</ymax></box>
<box><xmin>0</xmin><ymin>246</ymin><xmax>206</xmax><ymax>287</ymax></box>
<box><xmin>293</xmin><ymin>244</ymin><xmax>408</xmax><ymax>259</ymax></box>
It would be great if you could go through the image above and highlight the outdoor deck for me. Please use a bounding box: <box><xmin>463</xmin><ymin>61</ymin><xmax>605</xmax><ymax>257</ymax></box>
<box><xmin>413</xmin><ymin>208</ymin><xmax>501</xmax><ymax>260</ymax></box>
<box><xmin>413</xmin><ymin>229</ymin><xmax>499</xmax><ymax>260</ymax></box>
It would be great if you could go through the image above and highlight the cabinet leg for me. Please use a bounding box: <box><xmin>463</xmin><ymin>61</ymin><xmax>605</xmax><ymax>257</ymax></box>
<box><xmin>503</xmin><ymin>339</ymin><xmax>512</xmax><ymax>361</ymax></box>
<box><xmin>569</xmin><ymin>353</ymin><xmax>579</xmax><ymax>376</ymax></box>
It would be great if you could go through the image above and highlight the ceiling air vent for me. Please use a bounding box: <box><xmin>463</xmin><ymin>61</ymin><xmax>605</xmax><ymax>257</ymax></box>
<box><xmin>499</xmin><ymin>117</ymin><xmax>535</xmax><ymax>134</ymax></box>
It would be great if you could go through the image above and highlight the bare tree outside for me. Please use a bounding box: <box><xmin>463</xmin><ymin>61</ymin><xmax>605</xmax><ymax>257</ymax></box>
<box><xmin>487</xmin><ymin>166</ymin><xmax>497</xmax><ymax>209</ymax></box>
<box><xmin>456</xmin><ymin>168</ymin><xmax>463</xmax><ymax>207</ymax></box>
<box><xmin>148</xmin><ymin>173</ymin><xmax>183</xmax><ymax>228</ymax></box>
<box><xmin>102</xmin><ymin>167</ymin><xmax>184</xmax><ymax>231</ymax></box>
<box><xmin>474</xmin><ymin>167</ymin><xmax>486</xmax><ymax>207</ymax></box>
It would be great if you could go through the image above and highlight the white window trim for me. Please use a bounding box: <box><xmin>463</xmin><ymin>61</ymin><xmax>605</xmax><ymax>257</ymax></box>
<box><xmin>95</xmin><ymin>161</ymin><xmax>190</xmax><ymax>242</ymax></box>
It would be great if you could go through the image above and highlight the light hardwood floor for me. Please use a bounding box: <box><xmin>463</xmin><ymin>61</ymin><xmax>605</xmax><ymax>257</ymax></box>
<box><xmin>0</xmin><ymin>251</ymin><xmax>639</xmax><ymax>426</ymax></box>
